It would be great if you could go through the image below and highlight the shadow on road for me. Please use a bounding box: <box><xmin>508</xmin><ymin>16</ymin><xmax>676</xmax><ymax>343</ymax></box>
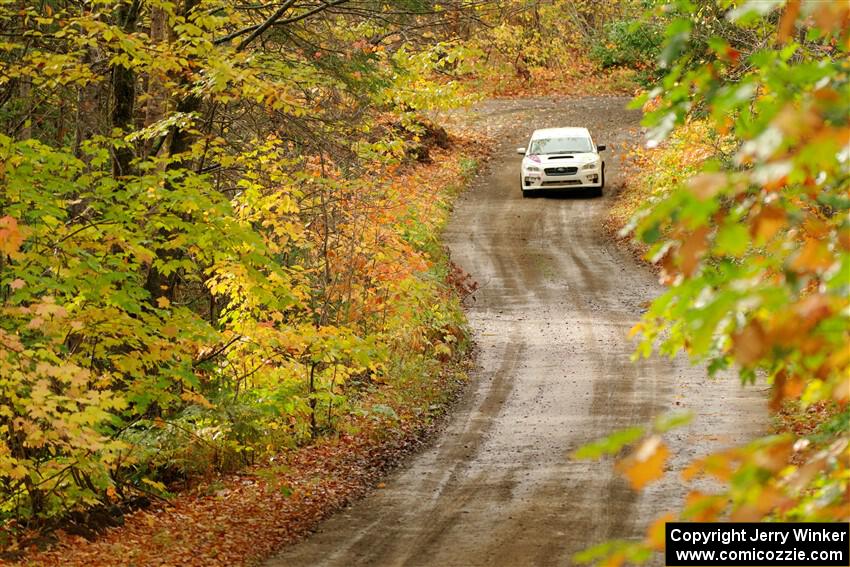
<box><xmin>525</xmin><ymin>188</ymin><xmax>603</xmax><ymax>199</ymax></box>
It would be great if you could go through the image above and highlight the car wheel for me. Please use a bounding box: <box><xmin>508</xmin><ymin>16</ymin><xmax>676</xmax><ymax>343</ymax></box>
<box><xmin>521</xmin><ymin>177</ymin><xmax>533</xmax><ymax>198</ymax></box>
<box><xmin>594</xmin><ymin>165</ymin><xmax>605</xmax><ymax>197</ymax></box>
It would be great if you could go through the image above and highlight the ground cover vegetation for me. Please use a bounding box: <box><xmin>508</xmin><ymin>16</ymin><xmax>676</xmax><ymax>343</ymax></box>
<box><xmin>468</xmin><ymin>0</ymin><xmax>654</xmax><ymax>95</ymax></box>
<box><xmin>8</xmin><ymin>139</ymin><xmax>483</xmax><ymax>566</ymax></box>
<box><xmin>0</xmin><ymin>0</ymin><xmax>650</xmax><ymax>558</ymax></box>
<box><xmin>579</xmin><ymin>0</ymin><xmax>849</xmax><ymax>564</ymax></box>
<box><xmin>0</xmin><ymin>0</ymin><xmax>487</xmax><ymax>541</ymax></box>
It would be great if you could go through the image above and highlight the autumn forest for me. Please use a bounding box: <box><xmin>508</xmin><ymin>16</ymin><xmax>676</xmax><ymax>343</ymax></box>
<box><xmin>0</xmin><ymin>0</ymin><xmax>847</xmax><ymax>565</ymax></box>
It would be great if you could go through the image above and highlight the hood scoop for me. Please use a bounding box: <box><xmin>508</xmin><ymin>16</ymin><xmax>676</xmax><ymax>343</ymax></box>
<box><xmin>546</xmin><ymin>155</ymin><xmax>574</xmax><ymax>159</ymax></box>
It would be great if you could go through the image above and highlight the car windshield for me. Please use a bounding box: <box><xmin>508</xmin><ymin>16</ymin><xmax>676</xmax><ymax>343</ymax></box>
<box><xmin>529</xmin><ymin>136</ymin><xmax>592</xmax><ymax>155</ymax></box>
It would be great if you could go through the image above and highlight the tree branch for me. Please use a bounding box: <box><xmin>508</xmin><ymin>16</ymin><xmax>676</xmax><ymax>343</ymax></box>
<box><xmin>216</xmin><ymin>0</ymin><xmax>298</xmax><ymax>46</ymax></box>
<box><xmin>215</xmin><ymin>0</ymin><xmax>351</xmax><ymax>49</ymax></box>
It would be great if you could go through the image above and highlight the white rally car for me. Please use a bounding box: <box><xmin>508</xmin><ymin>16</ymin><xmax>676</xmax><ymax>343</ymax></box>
<box><xmin>517</xmin><ymin>127</ymin><xmax>606</xmax><ymax>197</ymax></box>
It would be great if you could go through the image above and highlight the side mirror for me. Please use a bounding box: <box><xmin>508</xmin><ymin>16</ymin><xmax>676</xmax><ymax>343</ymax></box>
<box><xmin>516</xmin><ymin>147</ymin><xmax>526</xmax><ymax>155</ymax></box>
<box><xmin>596</xmin><ymin>145</ymin><xmax>607</xmax><ymax>151</ymax></box>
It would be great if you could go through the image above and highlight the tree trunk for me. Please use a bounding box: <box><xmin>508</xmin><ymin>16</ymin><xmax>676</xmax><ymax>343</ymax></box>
<box><xmin>110</xmin><ymin>0</ymin><xmax>141</xmax><ymax>177</ymax></box>
<box><xmin>144</xmin><ymin>5</ymin><xmax>171</xmax><ymax>157</ymax></box>
<box><xmin>309</xmin><ymin>362</ymin><xmax>318</xmax><ymax>439</ymax></box>
<box><xmin>18</xmin><ymin>80</ymin><xmax>31</xmax><ymax>140</ymax></box>
<box><xmin>144</xmin><ymin>0</ymin><xmax>198</xmax><ymax>303</ymax></box>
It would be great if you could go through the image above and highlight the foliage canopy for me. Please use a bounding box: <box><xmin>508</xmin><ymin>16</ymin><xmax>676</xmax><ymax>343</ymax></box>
<box><xmin>577</xmin><ymin>0</ymin><xmax>849</xmax><ymax>563</ymax></box>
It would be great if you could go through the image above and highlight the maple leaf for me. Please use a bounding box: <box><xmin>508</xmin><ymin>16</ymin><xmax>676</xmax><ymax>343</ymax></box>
<box><xmin>616</xmin><ymin>436</ymin><xmax>669</xmax><ymax>490</ymax></box>
<box><xmin>0</xmin><ymin>216</ymin><xmax>24</xmax><ymax>256</ymax></box>
<box><xmin>687</xmin><ymin>172</ymin><xmax>725</xmax><ymax>201</ymax></box>
<box><xmin>731</xmin><ymin>320</ymin><xmax>767</xmax><ymax>366</ymax></box>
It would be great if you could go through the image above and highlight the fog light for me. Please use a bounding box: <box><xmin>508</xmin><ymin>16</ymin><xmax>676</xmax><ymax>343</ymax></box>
<box><xmin>589</xmin><ymin>174</ymin><xmax>598</xmax><ymax>183</ymax></box>
<box><xmin>525</xmin><ymin>176</ymin><xmax>540</xmax><ymax>186</ymax></box>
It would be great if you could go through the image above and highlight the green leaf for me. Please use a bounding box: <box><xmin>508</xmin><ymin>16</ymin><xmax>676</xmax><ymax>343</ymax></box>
<box><xmin>715</xmin><ymin>223</ymin><xmax>749</xmax><ymax>257</ymax></box>
<box><xmin>573</xmin><ymin>427</ymin><xmax>645</xmax><ymax>460</ymax></box>
<box><xmin>653</xmin><ymin>411</ymin><xmax>693</xmax><ymax>433</ymax></box>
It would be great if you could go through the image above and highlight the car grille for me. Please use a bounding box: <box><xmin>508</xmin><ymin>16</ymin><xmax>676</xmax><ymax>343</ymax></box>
<box><xmin>542</xmin><ymin>180</ymin><xmax>581</xmax><ymax>186</ymax></box>
<box><xmin>544</xmin><ymin>166</ymin><xmax>578</xmax><ymax>176</ymax></box>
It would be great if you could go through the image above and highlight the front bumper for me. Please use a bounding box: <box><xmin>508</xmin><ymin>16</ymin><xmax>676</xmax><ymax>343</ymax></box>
<box><xmin>523</xmin><ymin>168</ymin><xmax>601</xmax><ymax>189</ymax></box>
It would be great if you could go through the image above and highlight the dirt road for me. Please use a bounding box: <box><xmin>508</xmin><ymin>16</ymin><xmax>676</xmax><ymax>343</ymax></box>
<box><xmin>265</xmin><ymin>97</ymin><xmax>764</xmax><ymax>567</ymax></box>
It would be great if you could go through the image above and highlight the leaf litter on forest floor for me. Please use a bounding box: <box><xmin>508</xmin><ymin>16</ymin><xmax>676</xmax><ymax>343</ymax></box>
<box><xmin>3</xmin><ymin>136</ymin><xmax>491</xmax><ymax>567</ymax></box>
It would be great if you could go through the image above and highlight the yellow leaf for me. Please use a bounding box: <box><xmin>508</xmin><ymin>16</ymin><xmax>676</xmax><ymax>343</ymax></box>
<box><xmin>180</xmin><ymin>390</ymin><xmax>213</xmax><ymax>408</ymax></box>
<box><xmin>646</xmin><ymin>513</ymin><xmax>675</xmax><ymax>551</ymax></box>
<box><xmin>156</xmin><ymin>296</ymin><xmax>171</xmax><ymax>308</ymax></box>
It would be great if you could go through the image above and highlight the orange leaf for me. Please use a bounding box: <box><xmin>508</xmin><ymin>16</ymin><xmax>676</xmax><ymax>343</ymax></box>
<box><xmin>646</xmin><ymin>513</ymin><xmax>676</xmax><ymax>551</ymax></box>
<box><xmin>682</xmin><ymin>458</ymin><xmax>703</xmax><ymax>481</ymax></box>
<box><xmin>601</xmin><ymin>553</ymin><xmax>625</xmax><ymax>567</ymax></box>
<box><xmin>616</xmin><ymin>436</ymin><xmax>669</xmax><ymax>490</ymax></box>
<box><xmin>753</xmin><ymin>439</ymin><xmax>793</xmax><ymax>473</ymax></box>
<box><xmin>698</xmin><ymin>451</ymin><xmax>739</xmax><ymax>482</ymax></box>
<box><xmin>657</xmin><ymin>247</ymin><xmax>677</xmax><ymax>285</ymax></box>
<box><xmin>0</xmin><ymin>215</ymin><xmax>24</xmax><ymax>257</ymax></box>
<box><xmin>731</xmin><ymin>486</ymin><xmax>792</xmax><ymax>521</ymax></box>
<box><xmin>837</xmin><ymin>227</ymin><xmax>850</xmax><ymax>251</ymax></box>
<box><xmin>725</xmin><ymin>47</ymin><xmax>741</xmax><ymax>64</ymax></box>
<box><xmin>750</xmin><ymin>205</ymin><xmax>786</xmax><ymax>244</ymax></box>
<box><xmin>833</xmin><ymin>377</ymin><xmax>849</xmax><ymax>403</ymax></box>
<box><xmin>777</xmin><ymin>0</ymin><xmax>801</xmax><ymax>43</ymax></box>
<box><xmin>787</xmin><ymin>457</ymin><xmax>828</xmax><ymax>494</ymax></box>
<box><xmin>678</xmin><ymin>226</ymin><xmax>709</xmax><ymax>276</ymax></box>
<box><xmin>790</xmin><ymin>239</ymin><xmax>834</xmax><ymax>273</ymax></box>
<box><xmin>770</xmin><ymin>371</ymin><xmax>787</xmax><ymax>412</ymax></box>
<box><xmin>732</xmin><ymin>320</ymin><xmax>767</xmax><ymax>366</ymax></box>
<box><xmin>795</xmin><ymin>294</ymin><xmax>832</xmax><ymax>327</ymax></box>
<box><xmin>782</xmin><ymin>374</ymin><xmax>806</xmax><ymax>400</ymax></box>
<box><xmin>803</xmin><ymin>217</ymin><xmax>830</xmax><ymax>239</ymax></box>
<box><xmin>812</xmin><ymin>2</ymin><xmax>850</xmax><ymax>35</ymax></box>
<box><xmin>687</xmin><ymin>173</ymin><xmax>726</xmax><ymax>201</ymax></box>
<box><xmin>684</xmin><ymin>491</ymin><xmax>726</xmax><ymax>521</ymax></box>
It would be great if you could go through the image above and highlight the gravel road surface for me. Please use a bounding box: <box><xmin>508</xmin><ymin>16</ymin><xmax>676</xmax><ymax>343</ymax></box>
<box><xmin>265</xmin><ymin>97</ymin><xmax>764</xmax><ymax>567</ymax></box>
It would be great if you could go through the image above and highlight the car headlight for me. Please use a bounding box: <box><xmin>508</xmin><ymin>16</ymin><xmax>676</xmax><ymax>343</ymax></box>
<box><xmin>525</xmin><ymin>165</ymin><xmax>540</xmax><ymax>172</ymax></box>
<box><xmin>581</xmin><ymin>161</ymin><xmax>599</xmax><ymax>170</ymax></box>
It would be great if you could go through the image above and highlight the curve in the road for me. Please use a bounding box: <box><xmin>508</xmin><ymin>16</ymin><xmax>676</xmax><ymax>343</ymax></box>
<box><xmin>265</xmin><ymin>96</ymin><xmax>764</xmax><ymax>567</ymax></box>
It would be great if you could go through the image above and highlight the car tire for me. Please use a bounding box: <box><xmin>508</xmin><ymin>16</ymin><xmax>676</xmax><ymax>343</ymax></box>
<box><xmin>521</xmin><ymin>177</ymin><xmax>533</xmax><ymax>198</ymax></box>
<box><xmin>594</xmin><ymin>165</ymin><xmax>605</xmax><ymax>197</ymax></box>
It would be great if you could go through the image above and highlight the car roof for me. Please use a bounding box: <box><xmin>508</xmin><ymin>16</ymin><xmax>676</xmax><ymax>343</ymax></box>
<box><xmin>530</xmin><ymin>127</ymin><xmax>590</xmax><ymax>139</ymax></box>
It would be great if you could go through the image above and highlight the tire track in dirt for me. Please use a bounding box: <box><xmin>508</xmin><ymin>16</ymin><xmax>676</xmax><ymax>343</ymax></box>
<box><xmin>264</xmin><ymin>97</ymin><xmax>765</xmax><ymax>567</ymax></box>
